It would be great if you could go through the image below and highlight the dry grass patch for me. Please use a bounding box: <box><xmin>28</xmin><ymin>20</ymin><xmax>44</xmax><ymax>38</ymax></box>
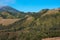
<box><xmin>42</xmin><ymin>37</ymin><xmax>60</xmax><ymax>40</ymax></box>
<box><xmin>0</xmin><ymin>19</ymin><xmax>20</xmax><ymax>26</ymax></box>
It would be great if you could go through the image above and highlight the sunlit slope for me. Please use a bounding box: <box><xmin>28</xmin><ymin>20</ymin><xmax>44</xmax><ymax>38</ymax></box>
<box><xmin>0</xmin><ymin>19</ymin><xmax>20</xmax><ymax>26</ymax></box>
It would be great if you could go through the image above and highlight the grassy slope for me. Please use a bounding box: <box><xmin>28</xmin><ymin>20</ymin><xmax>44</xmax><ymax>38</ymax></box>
<box><xmin>0</xmin><ymin>9</ymin><xmax>60</xmax><ymax>40</ymax></box>
<box><xmin>0</xmin><ymin>19</ymin><xmax>20</xmax><ymax>26</ymax></box>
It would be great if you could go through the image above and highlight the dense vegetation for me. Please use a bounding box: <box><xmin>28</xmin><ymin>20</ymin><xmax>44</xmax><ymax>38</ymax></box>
<box><xmin>0</xmin><ymin>6</ymin><xmax>60</xmax><ymax>40</ymax></box>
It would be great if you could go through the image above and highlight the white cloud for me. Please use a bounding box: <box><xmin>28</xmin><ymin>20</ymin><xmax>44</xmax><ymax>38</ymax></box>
<box><xmin>0</xmin><ymin>0</ymin><xmax>16</xmax><ymax>6</ymax></box>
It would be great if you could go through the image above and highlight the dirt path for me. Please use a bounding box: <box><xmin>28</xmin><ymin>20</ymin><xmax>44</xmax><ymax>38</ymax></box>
<box><xmin>42</xmin><ymin>37</ymin><xmax>60</xmax><ymax>40</ymax></box>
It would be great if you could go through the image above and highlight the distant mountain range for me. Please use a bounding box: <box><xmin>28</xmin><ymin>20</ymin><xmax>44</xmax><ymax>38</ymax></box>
<box><xmin>0</xmin><ymin>6</ymin><xmax>60</xmax><ymax>19</ymax></box>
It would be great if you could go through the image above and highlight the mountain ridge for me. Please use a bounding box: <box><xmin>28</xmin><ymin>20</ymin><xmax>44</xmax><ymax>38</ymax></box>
<box><xmin>0</xmin><ymin>6</ymin><xmax>60</xmax><ymax>40</ymax></box>
<box><xmin>0</xmin><ymin>6</ymin><xmax>60</xmax><ymax>19</ymax></box>
<box><xmin>0</xmin><ymin>6</ymin><xmax>26</xmax><ymax>18</ymax></box>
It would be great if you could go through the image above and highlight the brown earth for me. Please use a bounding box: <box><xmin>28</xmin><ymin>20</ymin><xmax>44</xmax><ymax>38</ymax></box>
<box><xmin>0</xmin><ymin>19</ymin><xmax>20</xmax><ymax>26</ymax></box>
<box><xmin>41</xmin><ymin>9</ymin><xmax>60</xmax><ymax>17</ymax></box>
<box><xmin>42</xmin><ymin>37</ymin><xmax>60</xmax><ymax>40</ymax></box>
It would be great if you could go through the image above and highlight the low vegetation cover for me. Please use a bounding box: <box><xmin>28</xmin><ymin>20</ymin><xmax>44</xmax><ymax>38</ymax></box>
<box><xmin>0</xmin><ymin>6</ymin><xmax>60</xmax><ymax>40</ymax></box>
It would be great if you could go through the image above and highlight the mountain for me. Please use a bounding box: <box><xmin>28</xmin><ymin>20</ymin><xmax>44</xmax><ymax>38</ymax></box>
<box><xmin>40</xmin><ymin>8</ymin><xmax>60</xmax><ymax>17</ymax></box>
<box><xmin>0</xmin><ymin>6</ymin><xmax>60</xmax><ymax>40</ymax></box>
<box><xmin>0</xmin><ymin>6</ymin><xmax>26</xmax><ymax>18</ymax></box>
<box><xmin>0</xmin><ymin>6</ymin><xmax>20</xmax><ymax>13</ymax></box>
<box><xmin>0</xmin><ymin>6</ymin><xmax>60</xmax><ymax>19</ymax></box>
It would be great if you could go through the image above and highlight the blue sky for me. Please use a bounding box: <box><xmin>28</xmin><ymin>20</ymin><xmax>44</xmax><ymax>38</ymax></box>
<box><xmin>0</xmin><ymin>0</ymin><xmax>60</xmax><ymax>12</ymax></box>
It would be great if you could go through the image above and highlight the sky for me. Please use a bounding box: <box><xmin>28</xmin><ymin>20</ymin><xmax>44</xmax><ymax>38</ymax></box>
<box><xmin>0</xmin><ymin>0</ymin><xmax>60</xmax><ymax>12</ymax></box>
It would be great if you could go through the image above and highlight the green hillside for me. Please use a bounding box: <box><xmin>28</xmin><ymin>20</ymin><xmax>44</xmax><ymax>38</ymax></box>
<box><xmin>0</xmin><ymin>6</ymin><xmax>60</xmax><ymax>40</ymax></box>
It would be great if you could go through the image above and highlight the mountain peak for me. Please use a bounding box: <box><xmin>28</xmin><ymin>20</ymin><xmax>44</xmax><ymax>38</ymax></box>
<box><xmin>0</xmin><ymin>6</ymin><xmax>21</xmax><ymax>13</ymax></box>
<box><xmin>0</xmin><ymin>6</ymin><xmax>10</xmax><ymax>8</ymax></box>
